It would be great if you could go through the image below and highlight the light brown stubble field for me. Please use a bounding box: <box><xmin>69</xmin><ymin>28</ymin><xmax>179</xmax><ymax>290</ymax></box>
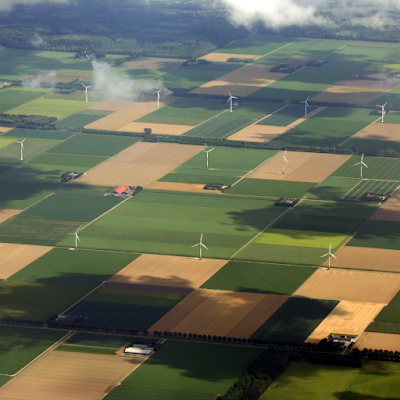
<box><xmin>0</xmin><ymin>209</ymin><xmax>21</xmax><ymax>224</ymax></box>
<box><xmin>355</xmin><ymin>332</ymin><xmax>400</xmax><ymax>352</ymax></box>
<box><xmin>0</xmin><ymin>127</ymin><xmax>12</xmax><ymax>133</ymax></box>
<box><xmin>118</xmin><ymin>122</ymin><xmax>193</xmax><ymax>136</ymax></box>
<box><xmin>385</xmin><ymin>187</ymin><xmax>400</xmax><ymax>206</ymax></box>
<box><xmin>119</xmin><ymin>57</ymin><xmax>185</xmax><ymax>71</ymax></box>
<box><xmin>353</xmin><ymin>122</ymin><xmax>400</xmax><ymax>142</ymax></box>
<box><xmin>201</xmin><ymin>53</ymin><xmax>262</xmax><ymax>62</ymax></box>
<box><xmin>369</xmin><ymin>206</ymin><xmax>400</xmax><ymax>222</ymax></box>
<box><xmin>147</xmin><ymin>182</ymin><xmax>208</xmax><ymax>193</ymax></box>
<box><xmin>312</xmin><ymin>86</ymin><xmax>383</xmax><ymax>104</ymax></box>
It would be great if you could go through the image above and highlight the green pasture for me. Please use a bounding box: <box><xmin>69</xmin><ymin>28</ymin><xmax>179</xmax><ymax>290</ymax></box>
<box><xmin>226</xmin><ymin>179</ymin><xmax>316</xmax><ymax>198</ymax></box>
<box><xmin>7</xmin><ymin>98</ymin><xmax>95</xmax><ymax>120</ymax></box>
<box><xmin>159</xmin><ymin>169</ymin><xmax>242</xmax><ymax>186</ymax></box>
<box><xmin>0</xmin><ymin>138</ymin><xmax>20</xmax><ymax>149</ymax></box>
<box><xmin>261</xmin><ymin>361</ymin><xmax>360</xmax><ymax>400</ymax></box>
<box><xmin>274</xmin><ymin>107</ymin><xmax>377</xmax><ymax>147</ymax></box>
<box><xmin>0</xmin><ymin>280</ymin><xmax>91</xmax><ymax>320</ymax></box>
<box><xmin>65</xmin><ymin>332</ymin><xmax>137</xmax><ymax>348</ymax></box>
<box><xmin>0</xmin><ymin>159</ymin><xmax>21</xmax><ymax>176</ymax></box>
<box><xmin>0</xmin><ymin>139</ymin><xmax>59</xmax><ymax>160</ymax></box>
<box><xmin>368</xmin><ymin>83</ymin><xmax>400</xmax><ymax>108</ymax></box>
<box><xmin>119</xmin><ymin>67</ymin><xmax>164</xmax><ymax>79</ymax></box>
<box><xmin>258</xmin><ymin>105</ymin><xmax>316</xmax><ymax>126</ymax></box>
<box><xmin>59</xmin><ymin>190</ymin><xmax>286</xmax><ymax>259</ymax></box>
<box><xmin>0</xmin><ymin>216</ymin><xmax>85</xmax><ymax>246</ymax></box>
<box><xmin>185</xmin><ymin>117</ymin><xmax>253</xmax><ymax>138</ymax></box>
<box><xmin>201</xmin><ymin>261</ymin><xmax>314</xmax><ymax>295</ymax></box>
<box><xmin>10</xmin><ymin>248</ymin><xmax>139</xmax><ymax>287</ymax></box>
<box><xmin>47</xmin><ymin>133</ymin><xmax>140</xmax><ymax>156</ymax></box>
<box><xmin>374</xmin><ymin>291</ymin><xmax>400</xmax><ymax>325</ymax></box>
<box><xmin>343</xmin><ymin>137</ymin><xmax>400</xmax><ymax>154</ymax></box>
<box><xmin>0</xmin><ymin>88</ymin><xmax>48</xmax><ymax>113</ymax></box>
<box><xmin>222</xmin><ymin>101</ymin><xmax>283</xmax><ymax>120</ymax></box>
<box><xmin>106</xmin><ymin>340</ymin><xmax>263</xmax><ymax>400</ymax></box>
<box><xmin>251</xmin><ymin>297</ymin><xmax>339</xmax><ymax>343</ymax></box>
<box><xmin>2</xmin><ymin>127</ymin><xmax>75</xmax><ymax>140</ymax></box>
<box><xmin>342</xmin><ymin>179</ymin><xmax>399</xmax><ymax>201</ymax></box>
<box><xmin>56</xmin><ymin>345</ymin><xmax>117</xmax><ymax>356</ymax></box>
<box><xmin>366</xmin><ymin>321</ymin><xmax>400</xmax><ymax>334</ymax></box>
<box><xmin>0</xmin><ymin>326</ymin><xmax>66</xmax><ymax>375</ymax></box>
<box><xmin>55</xmin><ymin>113</ymin><xmax>104</xmax><ymax>128</ymax></box>
<box><xmin>0</xmin><ymin>46</ymin><xmax>74</xmax><ymax>80</ymax></box>
<box><xmin>306</xmin><ymin>177</ymin><xmax>358</xmax><ymax>201</ymax></box>
<box><xmin>364</xmin><ymin>62</ymin><xmax>400</xmax><ymax>72</ymax></box>
<box><xmin>0</xmin><ymin>377</ymin><xmax>10</xmax><ymax>388</ymax></box>
<box><xmin>378</xmin><ymin>111</ymin><xmax>400</xmax><ymax>124</ymax></box>
<box><xmin>0</xmin><ymin>180</ymin><xmax>60</xmax><ymax>209</ymax></box>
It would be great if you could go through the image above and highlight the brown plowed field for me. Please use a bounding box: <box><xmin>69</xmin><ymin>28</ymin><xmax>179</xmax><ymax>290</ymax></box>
<box><xmin>22</xmin><ymin>70</ymin><xmax>91</xmax><ymax>84</ymax></box>
<box><xmin>353</xmin><ymin>122</ymin><xmax>400</xmax><ymax>142</ymax></box>
<box><xmin>0</xmin><ymin>242</ymin><xmax>53</xmax><ymax>280</ymax></box>
<box><xmin>0</xmin><ymin>127</ymin><xmax>12</xmax><ymax>133</ymax></box>
<box><xmin>355</xmin><ymin>332</ymin><xmax>400</xmax><ymax>352</ymax></box>
<box><xmin>88</xmin><ymin>99</ymin><xmax>133</xmax><ymax>112</ymax></box>
<box><xmin>147</xmin><ymin>181</ymin><xmax>208</xmax><ymax>193</ymax></box>
<box><xmin>150</xmin><ymin>289</ymin><xmax>288</xmax><ymax>338</ymax></box>
<box><xmin>118</xmin><ymin>122</ymin><xmax>193</xmax><ymax>136</ymax></box>
<box><xmin>370</xmin><ymin>206</ymin><xmax>400</xmax><ymax>222</ymax></box>
<box><xmin>312</xmin><ymin>86</ymin><xmax>383</xmax><ymax>105</ymax></box>
<box><xmin>0</xmin><ymin>351</ymin><xmax>143</xmax><ymax>400</ymax></box>
<box><xmin>325</xmin><ymin>246</ymin><xmax>400</xmax><ymax>273</ymax></box>
<box><xmin>75</xmin><ymin>142</ymin><xmax>205</xmax><ymax>187</ymax></box>
<box><xmin>201</xmin><ymin>53</ymin><xmax>262</xmax><ymax>62</ymax></box>
<box><xmin>306</xmin><ymin>300</ymin><xmax>385</xmax><ymax>342</ymax></box>
<box><xmin>189</xmin><ymin>64</ymin><xmax>287</xmax><ymax>96</ymax></box>
<box><xmin>385</xmin><ymin>188</ymin><xmax>400</xmax><ymax>206</ymax></box>
<box><xmin>0</xmin><ymin>209</ymin><xmax>21</xmax><ymax>224</ymax></box>
<box><xmin>108</xmin><ymin>254</ymin><xmax>227</xmax><ymax>289</ymax></box>
<box><xmin>338</xmin><ymin>71</ymin><xmax>400</xmax><ymax>91</ymax></box>
<box><xmin>119</xmin><ymin>57</ymin><xmax>185</xmax><ymax>71</ymax></box>
<box><xmin>293</xmin><ymin>268</ymin><xmax>400</xmax><ymax>304</ymax></box>
<box><xmin>248</xmin><ymin>151</ymin><xmax>351</xmax><ymax>182</ymax></box>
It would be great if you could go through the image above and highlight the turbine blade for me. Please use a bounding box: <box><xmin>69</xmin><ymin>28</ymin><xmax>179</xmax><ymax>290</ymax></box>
<box><xmin>200</xmin><ymin>233</ymin><xmax>203</xmax><ymax>242</ymax></box>
<box><xmin>362</xmin><ymin>162</ymin><xmax>368</xmax><ymax>168</ymax></box>
<box><xmin>191</xmin><ymin>243</ymin><xmax>200</xmax><ymax>247</ymax></box>
<box><xmin>320</xmin><ymin>253</ymin><xmax>329</xmax><ymax>258</ymax></box>
<box><xmin>201</xmin><ymin>243</ymin><xmax>209</xmax><ymax>250</ymax></box>
<box><xmin>383</xmin><ymin>102</ymin><xmax>388</xmax><ymax>107</ymax></box>
<box><xmin>331</xmin><ymin>254</ymin><xmax>337</xmax><ymax>259</ymax></box>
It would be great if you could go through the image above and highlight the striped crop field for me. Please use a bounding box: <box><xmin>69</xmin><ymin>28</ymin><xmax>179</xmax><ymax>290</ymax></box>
<box><xmin>258</xmin><ymin>105</ymin><xmax>317</xmax><ymax>126</ymax></box>
<box><xmin>342</xmin><ymin>179</ymin><xmax>400</xmax><ymax>201</ymax></box>
<box><xmin>184</xmin><ymin>117</ymin><xmax>253</xmax><ymax>138</ymax></box>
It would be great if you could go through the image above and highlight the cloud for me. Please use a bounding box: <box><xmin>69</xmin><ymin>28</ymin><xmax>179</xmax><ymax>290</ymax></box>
<box><xmin>30</xmin><ymin>33</ymin><xmax>46</xmax><ymax>47</ymax></box>
<box><xmin>0</xmin><ymin>0</ymin><xmax>70</xmax><ymax>12</ymax></box>
<box><xmin>22</xmin><ymin>71</ymin><xmax>57</xmax><ymax>89</ymax></box>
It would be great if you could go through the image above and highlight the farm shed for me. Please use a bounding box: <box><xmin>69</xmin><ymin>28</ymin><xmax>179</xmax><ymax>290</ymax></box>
<box><xmin>124</xmin><ymin>346</ymin><xmax>154</xmax><ymax>355</ymax></box>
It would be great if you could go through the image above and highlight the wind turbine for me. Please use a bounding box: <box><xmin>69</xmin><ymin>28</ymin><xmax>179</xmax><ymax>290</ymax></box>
<box><xmin>301</xmin><ymin>96</ymin><xmax>310</xmax><ymax>117</ymax></box>
<box><xmin>376</xmin><ymin>102</ymin><xmax>388</xmax><ymax>122</ymax></box>
<box><xmin>155</xmin><ymin>88</ymin><xmax>163</xmax><ymax>107</ymax></box>
<box><xmin>354</xmin><ymin>154</ymin><xmax>368</xmax><ymax>179</ymax></box>
<box><xmin>227</xmin><ymin>91</ymin><xmax>238</xmax><ymax>112</ymax></box>
<box><xmin>191</xmin><ymin>233</ymin><xmax>208</xmax><ymax>260</ymax></box>
<box><xmin>68</xmin><ymin>226</ymin><xmax>82</xmax><ymax>250</ymax></box>
<box><xmin>16</xmin><ymin>138</ymin><xmax>26</xmax><ymax>161</ymax></box>
<box><xmin>202</xmin><ymin>148</ymin><xmax>214</xmax><ymax>170</ymax></box>
<box><xmin>278</xmin><ymin>149</ymin><xmax>289</xmax><ymax>174</ymax></box>
<box><xmin>321</xmin><ymin>243</ymin><xmax>337</xmax><ymax>270</ymax></box>
<box><xmin>81</xmin><ymin>83</ymin><xmax>92</xmax><ymax>102</ymax></box>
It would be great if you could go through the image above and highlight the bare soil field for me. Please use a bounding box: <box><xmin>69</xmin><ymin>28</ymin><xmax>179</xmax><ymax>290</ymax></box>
<box><xmin>0</xmin><ymin>127</ymin><xmax>12</xmax><ymax>133</ymax></box>
<box><xmin>21</xmin><ymin>70</ymin><xmax>91</xmax><ymax>84</ymax></box>
<box><xmin>118</xmin><ymin>122</ymin><xmax>193</xmax><ymax>136</ymax></box>
<box><xmin>338</xmin><ymin>71</ymin><xmax>400</xmax><ymax>91</ymax></box>
<box><xmin>385</xmin><ymin>188</ymin><xmax>400</xmax><ymax>206</ymax></box>
<box><xmin>150</xmin><ymin>289</ymin><xmax>288</xmax><ymax>338</ymax></box>
<box><xmin>0</xmin><ymin>242</ymin><xmax>53</xmax><ymax>280</ymax></box>
<box><xmin>353</xmin><ymin>122</ymin><xmax>400</xmax><ymax>142</ymax></box>
<box><xmin>312</xmin><ymin>86</ymin><xmax>383</xmax><ymax>105</ymax></box>
<box><xmin>147</xmin><ymin>181</ymin><xmax>209</xmax><ymax>193</ymax></box>
<box><xmin>0</xmin><ymin>351</ymin><xmax>143</xmax><ymax>400</ymax></box>
<box><xmin>108</xmin><ymin>254</ymin><xmax>228</xmax><ymax>289</ymax></box>
<box><xmin>326</xmin><ymin>246</ymin><xmax>400</xmax><ymax>273</ymax></box>
<box><xmin>201</xmin><ymin>53</ymin><xmax>262</xmax><ymax>62</ymax></box>
<box><xmin>370</xmin><ymin>206</ymin><xmax>400</xmax><ymax>222</ymax></box>
<box><xmin>248</xmin><ymin>151</ymin><xmax>351</xmax><ymax>182</ymax></box>
<box><xmin>355</xmin><ymin>332</ymin><xmax>400</xmax><ymax>352</ymax></box>
<box><xmin>190</xmin><ymin>64</ymin><xmax>287</xmax><ymax>96</ymax></box>
<box><xmin>76</xmin><ymin>142</ymin><xmax>205</xmax><ymax>187</ymax></box>
<box><xmin>0</xmin><ymin>209</ymin><xmax>21</xmax><ymax>224</ymax></box>
<box><xmin>88</xmin><ymin>99</ymin><xmax>133</xmax><ymax>112</ymax></box>
<box><xmin>306</xmin><ymin>300</ymin><xmax>385</xmax><ymax>342</ymax></box>
<box><xmin>293</xmin><ymin>268</ymin><xmax>400</xmax><ymax>304</ymax></box>
<box><xmin>120</xmin><ymin>57</ymin><xmax>185</xmax><ymax>71</ymax></box>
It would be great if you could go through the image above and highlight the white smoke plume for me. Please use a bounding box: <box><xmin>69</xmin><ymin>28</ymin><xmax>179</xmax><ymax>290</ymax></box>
<box><xmin>22</xmin><ymin>71</ymin><xmax>57</xmax><ymax>89</ymax></box>
<box><xmin>0</xmin><ymin>0</ymin><xmax>70</xmax><ymax>12</ymax></box>
<box><xmin>30</xmin><ymin>33</ymin><xmax>46</xmax><ymax>47</ymax></box>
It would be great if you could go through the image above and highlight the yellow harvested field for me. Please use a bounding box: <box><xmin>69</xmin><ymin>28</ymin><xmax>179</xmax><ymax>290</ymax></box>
<box><xmin>326</xmin><ymin>246</ymin><xmax>400</xmax><ymax>273</ymax></box>
<box><xmin>355</xmin><ymin>332</ymin><xmax>400</xmax><ymax>352</ymax></box>
<box><xmin>353</xmin><ymin>122</ymin><xmax>400</xmax><ymax>142</ymax></box>
<box><xmin>0</xmin><ymin>351</ymin><xmax>143</xmax><ymax>400</ymax></box>
<box><xmin>312</xmin><ymin>86</ymin><xmax>383</xmax><ymax>105</ymax></box>
<box><xmin>201</xmin><ymin>53</ymin><xmax>262</xmax><ymax>62</ymax></box>
<box><xmin>108</xmin><ymin>254</ymin><xmax>227</xmax><ymax>289</ymax></box>
<box><xmin>150</xmin><ymin>289</ymin><xmax>288</xmax><ymax>338</ymax></box>
<box><xmin>385</xmin><ymin>187</ymin><xmax>400</xmax><ymax>206</ymax></box>
<box><xmin>0</xmin><ymin>209</ymin><xmax>20</xmax><ymax>224</ymax></box>
<box><xmin>190</xmin><ymin>64</ymin><xmax>287</xmax><ymax>96</ymax></box>
<box><xmin>337</xmin><ymin>71</ymin><xmax>399</xmax><ymax>91</ymax></box>
<box><xmin>248</xmin><ymin>151</ymin><xmax>351</xmax><ymax>182</ymax></box>
<box><xmin>76</xmin><ymin>142</ymin><xmax>205</xmax><ymax>187</ymax></box>
<box><xmin>228</xmin><ymin>124</ymin><xmax>286</xmax><ymax>142</ymax></box>
<box><xmin>0</xmin><ymin>242</ymin><xmax>53</xmax><ymax>280</ymax></box>
<box><xmin>293</xmin><ymin>268</ymin><xmax>400</xmax><ymax>304</ymax></box>
<box><xmin>306</xmin><ymin>300</ymin><xmax>385</xmax><ymax>342</ymax></box>
<box><xmin>118</xmin><ymin>122</ymin><xmax>193</xmax><ymax>136</ymax></box>
<box><xmin>88</xmin><ymin>99</ymin><xmax>134</xmax><ymax>111</ymax></box>
<box><xmin>119</xmin><ymin>57</ymin><xmax>185</xmax><ymax>71</ymax></box>
<box><xmin>0</xmin><ymin>127</ymin><xmax>12</xmax><ymax>133</ymax></box>
<box><xmin>370</xmin><ymin>206</ymin><xmax>400</xmax><ymax>222</ymax></box>
<box><xmin>147</xmin><ymin>181</ymin><xmax>208</xmax><ymax>193</ymax></box>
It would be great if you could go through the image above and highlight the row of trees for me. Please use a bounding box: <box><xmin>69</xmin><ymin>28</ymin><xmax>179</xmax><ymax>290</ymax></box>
<box><xmin>0</xmin><ymin>114</ymin><xmax>57</xmax><ymax>129</ymax></box>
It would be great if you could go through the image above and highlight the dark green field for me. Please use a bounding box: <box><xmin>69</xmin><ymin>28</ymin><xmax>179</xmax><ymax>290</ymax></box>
<box><xmin>65</xmin><ymin>332</ymin><xmax>136</xmax><ymax>348</ymax></box>
<box><xmin>0</xmin><ymin>88</ymin><xmax>48</xmax><ymax>113</ymax></box>
<box><xmin>0</xmin><ymin>139</ymin><xmax>59</xmax><ymax>161</ymax></box>
<box><xmin>184</xmin><ymin>117</ymin><xmax>253</xmax><ymax>138</ymax></box>
<box><xmin>342</xmin><ymin>137</ymin><xmax>400</xmax><ymax>153</ymax></box>
<box><xmin>55</xmin><ymin>113</ymin><xmax>104</xmax><ymax>128</ymax></box>
<box><xmin>2</xmin><ymin>128</ymin><xmax>75</xmax><ymax>140</ymax></box>
<box><xmin>56</xmin><ymin>345</ymin><xmax>117</xmax><ymax>355</ymax></box>
<box><xmin>306</xmin><ymin>177</ymin><xmax>359</xmax><ymax>201</ymax></box>
<box><xmin>105</xmin><ymin>340</ymin><xmax>263</xmax><ymax>400</ymax></box>
<box><xmin>342</xmin><ymin>179</ymin><xmax>399</xmax><ymax>201</ymax></box>
<box><xmin>201</xmin><ymin>261</ymin><xmax>314</xmax><ymax>294</ymax></box>
<box><xmin>258</xmin><ymin>105</ymin><xmax>317</xmax><ymax>126</ymax></box>
<box><xmin>251</xmin><ymin>297</ymin><xmax>339</xmax><ymax>343</ymax></box>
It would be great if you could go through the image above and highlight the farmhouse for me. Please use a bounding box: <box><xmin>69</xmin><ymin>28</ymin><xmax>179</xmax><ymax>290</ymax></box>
<box><xmin>124</xmin><ymin>343</ymin><xmax>154</xmax><ymax>356</ymax></box>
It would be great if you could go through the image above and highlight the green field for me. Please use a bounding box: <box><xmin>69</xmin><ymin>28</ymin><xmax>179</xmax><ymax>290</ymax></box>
<box><xmin>65</xmin><ymin>332</ymin><xmax>137</xmax><ymax>348</ymax></box>
<box><xmin>342</xmin><ymin>179</ymin><xmax>399</xmax><ymax>200</ymax></box>
<box><xmin>0</xmin><ymin>88</ymin><xmax>48</xmax><ymax>113</ymax></box>
<box><xmin>55</xmin><ymin>113</ymin><xmax>105</xmax><ymax>128</ymax></box>
<box><xmin>0</xmin><ymin>139</ymin><xmax>59</xmax><ymax>160</ymax></box>
<box><xmin>201</xmin><ymin>261</ymin><xmax>314</xmax><ymax>294</ymax></box>
<box><xmin>0</xmin><ymin>326</ymin><xmax>66</xmax><ymax>375</ymax></box>
<box><xmin>47</xmin><ymin>133</ymin><xmax>140</xmax><ymax>156</ymax></box>
<box><xmin>185</xmin><ymin>117</ymin><xmax>253</xmax><ymax>138</ymax></box>
<box><xmin>106</xmin><ymin>340</ymin><xmax>263</xmax><ymax>400</ymax></box>
<box><xmin>370</xmin><ymin>289</ymin><xmax>400</xmax><ymax>332</ymax></box>
<box><xmin>56</xmin><ymin>344</ymin><xmax>117</xmax><ymax>355</ymax></box>
<box><xmin>222</xmin><ymin>101</ymin><xmax>282</xmax><ymax>120</ymax></box>
<box><xmin>364</xmin><ymin>62</ymin><xmax>400</xmax><ymax>72</ymax></box>
<box><xmin>2</xmin><ymin>128</ymin><xmax>76</xmax><ymax>140</ymax></box>
<box><xmin>0</xmin><ymin>138</ymin><xmax>21</xmax><ymax>149</ymax></box>
<box><xmin>368</xmin><ymin>83</ymin><xmax>400</xmax><ymax>108</ymax></box>
<box><xmin>258</xmin><ymin>105</ymin><xmax>317</xmax><ymax>126</ymax></box>
<box><xmin>58</xmin><ymin>190</ymin><xmax>286</xmax><ymax>259</ymax></box>
<box><xmin>274</xmin><ymin>107</ymin><xmax>377</xmax><ymax>147</ymax></box>
<box><xmin>9</xmin><ymin>248</ymin><xmax>139</xmax><ymax>287</ymax></box>
<box><xmin>343</xmin><ymin>137</ymin><xmax>400</xmax><ymax>153</ymax></box>
<box><xmin>306</xmin><ymin>177</ymin><xmax>364</xmax><ymax>201</ymax></box>
<box><xmin>251</xmin><ymin>297</ymin><xmax>339</xmax><ymax>343</ymax></box>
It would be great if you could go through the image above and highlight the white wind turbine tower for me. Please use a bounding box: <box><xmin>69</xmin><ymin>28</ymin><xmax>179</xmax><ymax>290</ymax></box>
<box><xmin>155</xmin><ymin>88</ymin><xmax>163</xmax><ymax>107</ymax></box>
<box><xmin>16</xmin><ymin>138</ymin><xmax>26</xmax><ymax>161</ymax></box>
<box><xmin>301</xmin><ymin>96</ymin><xmax>310</xmax><ymax>117</ymax></box>
<box><xmin>191</xmin><ymin>233</ymin><xmax>208</xmax><ymax>260</ymax></box>
<box><xmin>321</xmin><ymin>243</ymin><xmax>337</xmax><ymax>270</ymax></box>
<box><xmin>227</xmin><ymin>91</ymin><xmax>238</xmax><ymax>112</ymax></box>
<box><xmin>354</xmin><ymin>154</ymin><xmax>368</xmax><ymax>180</ymax></box>
<box><xmin>68</xmin><ymin>226</ymin><xmax>82</xmax><ymax>250</ymax></box>
<box><xmin>278</xmin><ymin>149</ymin><xmax>289</xmax><ymax>174</ymax></box>
<box><xmin>376</xmin><ymin>102</ymin><xmax>388</xmax><ymax>122</ymax></box>
<box><xmin>202</xmin><ymin>148</ymin><xmax>214</xmax><ymax>170</ymax></box>
<box><xmin>81</xmin><ymin>83</ymin><xmax>92</xmax><ymax>103</ymax></box>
